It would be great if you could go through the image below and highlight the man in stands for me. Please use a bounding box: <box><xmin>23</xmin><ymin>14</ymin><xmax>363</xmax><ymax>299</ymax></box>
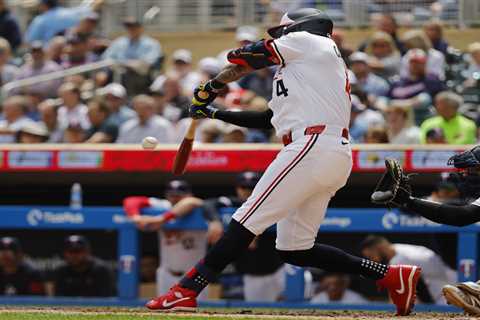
<box><xmin>0</xmin><ymin>237</ymin><xmax>45</xmax><ymax>296</ymax></box>
<box><xmin>53</xmin><ymin>235</ymin><xmax>115</xmax><ymax>297</ymax></box>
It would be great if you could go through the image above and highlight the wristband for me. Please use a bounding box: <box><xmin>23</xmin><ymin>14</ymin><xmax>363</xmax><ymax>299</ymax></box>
<box><xmin>210</xmin><ymin>79</ymin><xmax>226</xmax><ymax>91</ymax></box>
<box><xmin>163</xmin><ymin>211</ymin><xmax>176</xmax><ymax>222</ymax></box>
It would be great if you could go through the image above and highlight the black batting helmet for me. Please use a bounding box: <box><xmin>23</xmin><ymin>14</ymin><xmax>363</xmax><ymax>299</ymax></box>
<box><xmin>236</xmin><ymin>171</ymin><xmax>261</xmax><ymax>189</ymax></box>
<box><xmin>267</xmin><ymin>8</ymin><xmax>333</xmax><ymax>39</ymax></box>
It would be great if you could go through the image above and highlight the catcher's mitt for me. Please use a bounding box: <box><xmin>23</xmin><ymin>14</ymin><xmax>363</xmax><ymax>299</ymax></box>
<box><xmin>443</xmin><ymin>281</ymin><xmax>480</xmax><ymax>316</ymax></box>
<box><xmin>371</xmin><ymin>158</ymin><xmax>412</xmax><ymax>207</ymax></box>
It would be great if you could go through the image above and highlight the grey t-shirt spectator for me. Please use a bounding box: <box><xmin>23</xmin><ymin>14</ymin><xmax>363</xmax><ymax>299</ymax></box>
<box><xmin>116</xmin><ymin>115</ymin><xmax>174</xmax><ymax>143</ymax></box>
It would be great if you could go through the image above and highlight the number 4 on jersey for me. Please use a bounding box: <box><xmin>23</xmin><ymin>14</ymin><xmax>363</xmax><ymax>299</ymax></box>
<box><xmin>276</xmin><ymin>79</ymin><xmax>289</xmax><ymax>97</ymax></box>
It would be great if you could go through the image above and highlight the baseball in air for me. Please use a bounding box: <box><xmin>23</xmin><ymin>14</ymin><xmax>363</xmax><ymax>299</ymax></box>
<box><xmin>142</xmin><ymin>136</ymin><xmax>158</xmax><ymax>149</ymax></box>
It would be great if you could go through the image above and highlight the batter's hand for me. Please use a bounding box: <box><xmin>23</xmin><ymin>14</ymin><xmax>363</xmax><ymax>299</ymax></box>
<box><xmin>192</xmin><ymin>81</ymin><xmax>218</xmax><ymax>107</ymax></box>
<box><xmin>189</xmin><ymin>104</ymin><xmax>218</xmax><ymax>119</ymax></box>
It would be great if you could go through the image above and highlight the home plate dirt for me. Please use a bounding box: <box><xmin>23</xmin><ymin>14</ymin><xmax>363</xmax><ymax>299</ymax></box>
<box><xmin>0</xmin><ymin>307</ymin><xmax>474</xmax><ymax>320</ymax></box>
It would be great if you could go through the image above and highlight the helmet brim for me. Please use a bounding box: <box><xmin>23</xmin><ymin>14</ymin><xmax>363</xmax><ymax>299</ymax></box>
<box><xmin>267</xmin><ymin>24</ymin><xmax>289</xmax><ymax>39</ymax></box>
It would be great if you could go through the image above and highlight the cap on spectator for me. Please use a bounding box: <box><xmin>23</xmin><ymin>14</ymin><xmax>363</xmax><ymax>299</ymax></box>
<box><xmin>99</xmin><ymin>83</ymin><xmax>127</xmax><ymax>99</ymax></box>
<box><xmin>468</xmin><ymin>42</ymin><xmax>480</xmax><ymax>54</ymax></box>
<box><xmin>224</xmin><ymin>124</ymin><xmax>248</xmax><ymax>135</ymax></box>
<box><xmin>123</xmin><ymin>16</ymin><xmax>142</xmax><ymax>27</ymax></box>
<box><xmin>349</xmin><ymin>52</ymin><xmax>369</xmax><ymax>64</ymax></box>
<box><xmin>0</xmin><ymin>237</ymin><xmax>21</xmax><ymax>253</ymax></box>
<box><xmin>84</xmin><ymin>12</ymin><xmax>100</xmax><ymax>22</ymax></box>
<box><xmin>64</xmin><ymin>235</ymin><xmax>90</xmax><ymax>251</ymax></box>
<box><xmin>165</xmin><ymin>180</ymin><xmax>192</xmax><ymax>196</ymax></box>
<box><xmin>18</xmin><ymin>122</ymin><xmax>49</xmax><ymax>138</ymax></box>
<box><xmin>236</xmin><ymin>171</ymin><xmax>260</xmax><ymax>189</ymax></box>
<box><xmin>30</xmin><ymin>41</ymin><xmax>44</xmax><ymax>52</ymax></box>
<box><xmin>236</xmin><ymin>26</ymin><xmax>258</xmax><ymax>42</ymax></box>
<box><xmin>406</xmin><ymin>48</ymin><xmax>427</xmax><ymax>63</ymax></box>
<box><xmin>172</xmin><ymin>49</ymin><xmax>192</xmax><ymax>64</ymax></box>
<box><xmin>198</xmin><ymin>57</ymin><xmax>221</xmax><ymax>76</ymax></box>
<box><xmin>351</xmin><ymin>95</ymin><xmax>366</xmax><ymax>113</ymax></box>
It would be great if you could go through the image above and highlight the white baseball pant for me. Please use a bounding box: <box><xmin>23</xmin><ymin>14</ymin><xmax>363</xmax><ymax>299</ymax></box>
<box><xmin>232</xmin><ymin>130</ymin><xmax>352</xmax><ymax>251</ymax></box>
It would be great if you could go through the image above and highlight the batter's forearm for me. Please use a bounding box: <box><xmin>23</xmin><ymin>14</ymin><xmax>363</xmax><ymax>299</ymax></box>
<box><xmin>405</xmin><ymin>197</ymin><xmax>480</xmax><ymax>227</ymax></box>
<box><xmin>215</xmin><ymin>64</ymin><xmax>252</xmax><ymax>84</ymax></box>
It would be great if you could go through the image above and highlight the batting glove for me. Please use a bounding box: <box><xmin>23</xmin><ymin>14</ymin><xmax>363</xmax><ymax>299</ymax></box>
<box><xmin>189</xmin><ymin>104</ymin><xmax>218</xmax><ymax>119</ymax></box>
<box><xmin>192</xmin><ymin>80</ymin><xmax>225</xmax><ymax>107</ymax></box>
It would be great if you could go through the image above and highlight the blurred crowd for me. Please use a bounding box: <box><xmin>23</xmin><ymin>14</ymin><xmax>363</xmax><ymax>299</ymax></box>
<box><xmin>0</xmin><ymin>0</ymin><xmax>479</xmax><ymax>145</ymax></box>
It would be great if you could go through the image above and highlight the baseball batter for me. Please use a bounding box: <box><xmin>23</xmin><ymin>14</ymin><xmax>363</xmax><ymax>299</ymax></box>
<box><xmin>147</xmin><ymin>8</ymin><xmax>421</xmax><ymax>315</ymax></box>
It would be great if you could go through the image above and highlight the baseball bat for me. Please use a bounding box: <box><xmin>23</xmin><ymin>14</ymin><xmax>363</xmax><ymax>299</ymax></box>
<box><xmin>172</xmin><ymin>118</ymin><xmax>198</xmax><ymax>175</ymax></box>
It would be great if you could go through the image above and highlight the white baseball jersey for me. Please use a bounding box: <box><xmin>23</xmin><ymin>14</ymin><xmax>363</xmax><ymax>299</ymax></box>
<box><xmin>148</xmin><ymin>198</ymin><xmax>208</xmax><ymax>273</ymax></box>
<box><xmin>269</xmin><ymin>31</ymin><xmax>351</xmax><ymax>136</ymax></box>
<box><xmin>390</xmin><ymin>244</ymin><xmax>456</xmax><ymax>304</ymax></box>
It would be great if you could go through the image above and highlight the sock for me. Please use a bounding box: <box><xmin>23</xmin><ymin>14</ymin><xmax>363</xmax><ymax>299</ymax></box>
<box><xmin>179</xmin><ymin>219</ymin><xmax>256</xmax><ymax>294</ymax></box>
<box><xmin>277</xmin><ymin>243</ymin><xmax>388</xmax><ymax>280</ymax></box>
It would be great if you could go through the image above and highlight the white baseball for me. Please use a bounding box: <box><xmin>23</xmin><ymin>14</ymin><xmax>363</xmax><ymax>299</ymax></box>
<box><xmin>142</xmin><ymin>136</ymin><xmax>158</xmax><ymax>150</ymax></box>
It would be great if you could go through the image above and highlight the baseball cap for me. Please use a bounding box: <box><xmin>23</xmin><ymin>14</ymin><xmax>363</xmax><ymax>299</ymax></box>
<box><xmin>0</xmin><ymin>237</ymin><xmax>21</xmax><ymax>253</ymax></box>
<box><xmin>198</xmin><ymin>57</ymin><xmax>221</xmax><ymax>76</ymax></box>
<box><xmin>406</xmin><ymin>49</ymin><xmax>427</xmax><ymax>63</ymax></box>
<box><xmin>64</xmin><ymin>235</ymin><xmax>90</xmax><ymax>251</ymax></box>
<box><xmin>236</xmin><ymin>171</ymin><xmax>260</xmax><ymax>189</ymax></box>
<box><xmin>172</xmin><ymin>49</ymin><xmax>192</xmax><ymax>64</ymax></box>
<box><xmin>349</xmin><ymin>51</ymin><xmax>369</xmax><ymax>64</ymax></box>
<box><xmin>100</xmin><ymin>83</ymin><xmax>127</xmax><ymax>99</ymax></box>
<box><xmin>165</xmin><ymin>180</ymin><xmax>192</xmax><ymax>196</ymax></box>
<box><xmin>30</xmin><ymin>41</ymin><xmax>44</xmax><ymax>52</ymax></box>
<box><xmin>236</xmin><ymin>26</ymin><xmax>258</xmax><ymax>42</ymax></box>
<box><xmin>18</xmin><ymin>122</ymin><xmax>49</xmax><ymax>138</ymax></box>
<box><xmin>84</xmin><ymin>12</ymin><xmax>100</xmax><ymax>22</ymax></box>
<box><xmin>123</xmin><ymin>16</ymin><xmax>142</xmax><ymax>27</ymax></box>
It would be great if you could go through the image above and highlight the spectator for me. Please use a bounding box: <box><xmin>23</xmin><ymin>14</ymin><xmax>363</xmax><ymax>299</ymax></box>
<box><xmin>364</xmin><ymin>125</ymin><xmax>389</xmax><ymax>143</ymax></box>
<box><xmin>331</xmin><ymin>29</ymin><xmax>353</xmax><ymax>65</ymax></box>
<box><xmin>38</xmin><ymin>99</ymin><xmax>64</xmax><ymax>143</ymax></box>
<box><xmin>124</xmin><ymin>180</ymin><xmax>222</xmax><ymax>299</ymax></box>
<box><xmin>99</xmin><ymin>83</ymin><xmax>136</xmax><ymax>125</ymax></box>
<box><xmin>425</xmin><ymin>127</ymin><xmax>447</xmax><ymax>144</ymax></box>
<box><xmin>0</xmin><ymin>95</ymin><xmax>35</xmax><ymax>143</ymax></box>
<box><xmin>14</xmin><ymin>41</ymin><xmax>62</xmax><ymax>98</ymax></box>
<box><xmin>420</xmin><ymin>91</ymin><xmax>476</xmax><ymax>144</ymax></box>
<box><xmin>401</xmin><ymin>30</ymin><xmax>445</xmax><ymax>80</ymax></box>
<box><xmin>116</xmin><ymin>94</ymin><xmax>174</xmax><ymax>143</ymax></box>
<box><xmin>384</xmin><ymin>49</ymin><xmax>446</xmax><ymax>125</ymax></box>
<box><xmin>423</xmin><ymin>20</ymin><xmax>449</xmax><ymax>56</ymax></box>
<box><xmin>361</xmin><ymin>235</ymin><xmax>456</xmax><ymax>304</ymax></box>
<box><xmin>311</xmin><ymin>273</ymin><xmax>367</xmax><ymax>304</ymax></box>
<box><xmin>102</xmin><ymin>17</ymin><xmax>163</xmax><ymax>68</ymax></box>
<box><xmin>0</xmin><ymin>38</ymin><xmax>18</xmax><ymax>86</ymax></box>
<box><xmin>217</xmin><ymin>25</ymin><xmax>258</xmax><ymax>67</ymax></box>
<box><xmin>53</xmin><ymin>235</ymin><xmax>115</xmax><ymax>297</ymax></box>
<box><xmin>150</xmin><ymin>88</ymin><xmax>182</xmax><ymax>123</ymax></box>
<box><xmin>428</xmin><ymin>177</ymin><xmax>460</xmax><ymax>203</ymax></box>
<box><xmin>62</xmin><ymin>124</ymin><xmax>85</xmax><ymax>143</ymax></box>
<box><xmin>25</xmin><ymin>0</ymin><xmax>104</xmax><ymax>44</ymax></box>
<box><xmin>149</xmin><ymin>75</ymin><xmax>190</xmax><ymax>111</ymax></box>
<box><xmin>349</xmin><ymin>52</ymin><xmax>390</xmax><ymax>98</ymax></box>
<box><xmin>0</xmin><ymin>0</ymin><xmax>21</xmax><ymax>51</ymax></box>
<box><xmin>57</xmin><ymin>82</ymin><xmax>90</xmax><ymax>130</ymax></box>
<box><xmin>61</xmin><ymin>34</ymin><xmax>97</xmax><ymax>68</ymax></box>
<box><xmin>365</xmin><ymin>31</ymin><xmax>401</xmax><ymax>80</ymax></box>
<box><xmin>359</xmin><ymin>14</ymin><xmax>405</xmax><ymax>55</ymax></box>
<box><xmin>238</xmin><ymin>67</ymin><xmax>274</xmax><ymax>101</ymax></box>
<box><xmin>16</xmin><ymin>122</ymin><xmax>49</xmax><ymax>143</ymax></box>
<box><xmin>46</xmin><ymin>36</ymin><xmax>66</xmax><ymax>64</ymax></box>
<box><xmin>384</xmin><ymin>104</ymin><xmax>420</xmax><ymax>144</ymax></box>
<box><xmin>465</xmin><ymin>42</ymin><xmax>480</xmax><ymax>84</ymax></box>
<box><xmin>203</xmin><ymin>172</ymin><xmax>285</xmax><ymax>302</ymax></box>
<box><xmin>167</xmin><ymin>49</ymin><xmax>200</xmax><ymax>96</ymax></box>
<box><xmin>197</xmin><ymin>57</ymin><xmax>222</xmax><ymax>84</ymax></box>
<box><xmin>85</xmin><ymin>98</ymin><xmax>119</xmax><ymax>143</ymax></box>
<box><xmin>66</xmin><ymin>12</ymin><xmax>100</xmax><ymax>39</ymax></box>
<box><xmin>0</xmin><ymin>237</ymin><xmax>45</xmax><ymax>296</ymax></box>
<box><xmin>222</xmin><ymin>124</ymin><xmax>248</xmax><ymax>143</ymax></box>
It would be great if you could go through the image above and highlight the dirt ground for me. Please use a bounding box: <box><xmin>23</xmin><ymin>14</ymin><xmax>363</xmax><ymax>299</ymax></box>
<box><xmin>0</xmin><ymin>307</ymin><xmax>475</xmax><ymax>320</ymax></box>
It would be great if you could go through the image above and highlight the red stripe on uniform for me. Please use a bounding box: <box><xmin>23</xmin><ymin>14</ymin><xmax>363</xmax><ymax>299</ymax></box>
<box><xmin>239</xmin><ymin>134</ymin><xmax>317</xmax><ymax>224</ymax></box>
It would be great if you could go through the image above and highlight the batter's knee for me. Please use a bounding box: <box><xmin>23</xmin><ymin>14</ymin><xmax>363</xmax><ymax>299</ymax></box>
<box><xmin>276</xmin><ymin>249</ymin><xmax>311</xmax><ymax>267</ymax></box>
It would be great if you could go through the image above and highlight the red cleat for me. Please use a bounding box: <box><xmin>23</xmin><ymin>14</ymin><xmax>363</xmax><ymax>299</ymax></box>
<box><xmin>146</xmin><ymin>284</ymin><xmax>197</xmax><ymax>311</ymax></box>
<box><xmin>377</xmin><ymin>265</ymin><xmax>422</xmax><ymax>316</ymax></box>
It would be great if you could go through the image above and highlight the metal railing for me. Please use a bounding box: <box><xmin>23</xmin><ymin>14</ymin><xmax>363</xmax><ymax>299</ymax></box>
<box><xmin>0</xmin><ymin>59</ymin><xmax>120</xmax><ymax>99</ymax></box>
<box><xmin>8</xmin><ymin>0</ymin><xmax>480</xmax><ymax>37</ymax></box>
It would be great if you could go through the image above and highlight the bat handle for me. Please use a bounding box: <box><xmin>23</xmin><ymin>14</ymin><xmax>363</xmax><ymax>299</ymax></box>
<box><xmin>185</xmin><ymin>118</ymin><xmax>198</xmax><ymax>140</ymax></box>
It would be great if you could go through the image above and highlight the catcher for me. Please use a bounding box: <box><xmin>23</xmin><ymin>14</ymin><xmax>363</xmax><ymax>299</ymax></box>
<box><xmin>372</xmin><ymin>146</ymin><xmax>480</xmax><ymax>315</ymax></box>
